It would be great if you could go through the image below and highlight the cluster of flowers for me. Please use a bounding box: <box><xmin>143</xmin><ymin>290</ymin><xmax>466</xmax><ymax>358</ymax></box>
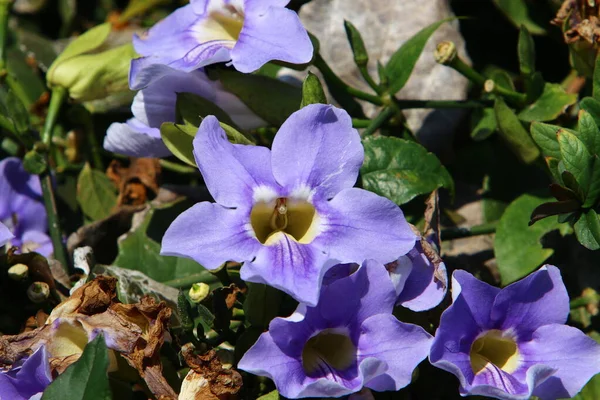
<box><xmin>2</xmin><ymin>1</ymin><xmax>600</xmax><ymax>399</ymax></box>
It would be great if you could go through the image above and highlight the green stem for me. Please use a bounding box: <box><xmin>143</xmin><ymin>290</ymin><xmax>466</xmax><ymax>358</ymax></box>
<box><xmin>570</xmin><ymin>293</ymin><xmax>600</xmax><ymax>309</ymax></box>
<box><xmin>163</xmin><ymin>272</ymin><xmax>220</xmax><ymax>288</ymax></box>
<box><xmin>41</xmin><ymin>86</ymin><xmax>69</xmax><ymax>273</ymax></box>
<box><xmin>159</xmin><ymin>159</ymin><xmax>198</xmax><ymax>174</ymax></box>
<box><xmin>352</xmin><ymin>118</ymin><xmax>372</xmax><ymax>128</ymax></box>
<box><xmin>313</xmin><ymin>54</ymin><xmax>383</xmax><ymax>106</ymax></box>
<box><xmin>362</xmin><ymin>107</ymin><xmax>395</xmax><ymax>136</ymax></box>
<box><xmin>358</xmin><ymin>65</ymin><xmax>382</xmax><ymax>95</ymax></box>
<box><xmin>440</xmin><ymin>221</ymin><xmax>497</xmax><ymax>240</ymax></box>
<box><xmin>0</xmin><ymin>0</ymin><xmax>11</xmax><ymax>71</ymax></box>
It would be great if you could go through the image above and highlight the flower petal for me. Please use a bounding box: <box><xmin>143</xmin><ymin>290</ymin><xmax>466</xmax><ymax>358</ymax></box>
<box><xmin>271</xmin><ymin>105</ymin><xmax>363</xmax><ymax>200</ymax></box>
<box><xmin>1</xmin><ymin>346</ymin><xmax>51</xmax><ymax>399</ymax></box>
<box><xmin>17</xmin><ymin>230</ymin><xmax>53</xmax><ymax>257</ymax></box>
<box><xmin>103</xmin><ymin>119</ymin><xmax>171</xmax><ymax>158</ymax></box>
<box><xmin>492</xmin><ymin>265</ymin><xmax>569</xmax><ymax>336</ymax></box>
<box><xmin>315</xmin><ymin>188</ymin><xmax>416</xmax><ymax>264</ymax></box>
<box><xmin>522</xmin><ymin>324</ymin><xmax>600</xmax><ymax>399</ymax></box>
<box><xmin>451</xmin><ymin>269</ymin><xmax>500</xmax><ymax>328</ymax></box>
<box><xmin>359</xmin><ymin>314</ymin><xmax>432</xmax><ymax>391</ymax></box>
<box><xmin>231</xmin><ymin>4</ymin><xmax>313</xmax><ymax>72</ymax></box>
<box><xmin>0</xmin><ymin>222</ymin><xmax>13</xmax><ymax>247</ymax></box>
<box><xmin>240</xmin><ymin>233</ymin><xmax>329</xmax><ymax>306</ymax></box>
<box><xmin>193</xmin><ymin>116</ymin><xmax>279</xmax><ymax>207</ymax></box>
<box><xmin>160</xmin><ymin>202</ymin><xmax>260</xmax><ymax>269</ymax></box>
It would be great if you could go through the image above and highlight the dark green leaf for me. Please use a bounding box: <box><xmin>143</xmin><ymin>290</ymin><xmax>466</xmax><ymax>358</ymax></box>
<box><xmin>524</xmin><ymin>71</ymin><xmax>545</xmax><ymax>103</ymax></box>
<box><xmin>580</xmin><ymin>97</ymin><xmax>600</xmax><ymax>127</ymax></box>
<box><xmin>574</xmin><ymin>209</ymin><xmax>600</xmax><ymax>250</ymax></box>
<box><xmin>494</xmin><ymin>98</ymin><xmax>540</xmax><ymax>164</ymax></box>
<box><xmin>76</xmin><ymin>163</ymin><xmax>117</xmax><ymax>221</ymax></box>
<box><xmin>42</xmin><ymin>335</ymin><xmax>111</xmax><ymax>400</ymax></box>
<box><xmin>471</xmin><ymin>108</ymin><xmax>497</xmax><ymax>141</ymax></box>
<box><xmin>195</xmin><ymin>303</ymin><xmax>215</xmax><ymax>334</ymax></box>
<box><xmin>244</xmin><ymin>283</ymin><xmax>284</xmax><ymax>329</ymax></box>
<box><xmin>218</xmin><ymin>69</ymin><xmax>301</xmax><ymax>126</ymax></box>
<box><xmin>300</xmin><ymin>72</ymin><xmax>327</xmax><ymax>108</ymax></box>
<box><xmin>545</xmin><ymin>156</ymin><xmax>561</xmax><ymax>183</ymax></box>
<box><xmin>584</xmin><ymin>156</ymin><xmax>600</xmax><ymax>208</ymax></box>
<box><xmin>494</xmin><ymin>194</ymin><xmax>563</xmax><ymax>285</ymax></box>
<box><xmin>558</xmin><ymin>129</ymin><xmax>593</xmax><ymax>196</ymax></box>
<box><xmin>361</xmin><ymin>136</ymin><xmax>454</xmax><ymax>205</ymax></box>
<box><xmin>518</xmin><ymin>25</ymin><xmax>535</xmax><ymax>75</ymax></box>
<box><xmin>22</xmin><ymin>149</ymin><xmax>47</xmax><ymax>175</ymax></box>
<box><xmin>486</xmin><ymin>67</ymin><xmax>515</xmax><ymax>91</ymax></box>
<box><xmin>492</xmin><ymin>0</ymin><xmax>546</xmax><ymax>34</ymax></box>
<box><xmin>377</xmin><ymin>61</ymin><xmax>388</xmax><ymax>88</ymax></box>
<box><xmin>594</xmin><ymin>54</ymin><xmax>600</xmax><ymax>102</ymax></box>
<box><xmin>344</xmin><ymin>20</ymin><xmax>368</xmax><ymax>66</ymax></box>
<box><xmin>176</xmin><ymin>92</ymin><xmax>237</xmax><ymax>128</ymax></box>
<box><xmin>5</xmin><ymin>90</ymin><xmax>30</xmax><ymax>134</ymax></box>
<box><xmin>178</xmin><ymin>290</ymin><xmax>194</xmax><ymax>331</ymax></box>
<box><xmin>530</xmin><ymin>122</ymin><xmax>561</xmax><ymax>159</ymax></box>
<box><xmin>385</xmin><ymin>18</ymin><xmax>451</xmax><ymax>95</ymax></box>
<box><xmin>577</xmin><ymin>110</ymin><xmax>600</xmax><ymax>156</ymax></box>
<box><xmin>517</xmin><ymin>83</ymin><xmax>577</xmax><ymax>122</ymax></box>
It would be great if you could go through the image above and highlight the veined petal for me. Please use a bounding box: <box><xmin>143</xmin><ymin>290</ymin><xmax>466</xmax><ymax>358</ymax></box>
<box><xmin>360</xmin><ymin>314</ymin><xmax>432</xmax><ymax>391</ymax></box>
<box><xmin>451</xmin><ymin>269</ymin><xmax>500</xmax><ymax>328</ymax></box>
<box><xmin>160</xmin><ymin>202</ymin><xmax>260</xmax><ymax>269</ymax></box>
<box><xmin>231</xmin><ymin>4</ymin><xmax>313</xmax><ymax>72</ymax></box>
<box><xmin>315</xmin><ymin>188</ymin><xmax>415</xmax><ymax>265</ymax></box>
<box><xmin>1</xmin><ymin>346</ymin><xmax>51</xmax><ymax>400</ymax></box>
<box><xmin>271</xmin><ymin>105</ymin><xmax>363</xmax><ymax>200</ymax></box>
<box><xmin>240</xmin><ymin>233</ymin><xmax>328</xmax><ymax>306</ymax></box>
<box><xmin>0</xmin><ymin>222</ymin><xmax>13</xmax><ymax>247</ymax></box>
<box><xmin>193</xmin><ymin>116</ymin><xmax>279</xmax><ymax>208</ymax></box>
<box><xmin>16</xmin><ymin>230</ymin><xmax>53</xmax><ymax>257</ymax></box>
<box><xmin>103</xmin><ymin>119</ymin><xmax>171</xmax><ymax>158</ymax></box>
<box><xmin>522</xmin><ymin>324</ymin><xmax>600</xmax><ymax>399</ymax></box>
<box><xmin>244</xmin><ymin>0</ymin><xmax>290</xmax><ymax>14</ymax></box>
<box><xmin>492</xmin><ymin>265</ymin><xmax>569</xmax><ymax>336</ymax></box>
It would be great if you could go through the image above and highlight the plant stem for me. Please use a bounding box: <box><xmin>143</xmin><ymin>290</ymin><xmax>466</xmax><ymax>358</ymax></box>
<box><xmin>393</xmin><ymin>99</ymin><xmax>491</xmax><ymax>109</ymax></box>
<box><xmin>440</xmin><ymin>221</ymin><xmax>497</xmax><ymax>240</ymax></box>
<box><xmin>313</xmin><ymin>54</ymin><xmax>383</xmax><ymax>106</ymax></box>
<box><xmin>159</xmin><ymin>159</ymin><xmax>198</xmax><ymax>174</ymax></box>
<box><xmin>41</xmin><ymin>86</ymin><xmax>69</xmax><ymax>273</ymax></box>
<box><xmin>0</xmin><ymin>0</ymin><xmax>11</xmax><ymax>71</ymax></box>
<box><xmin>358</xmin><ymin>65</ymin><xmax>382</xmax><ymax>95</ymax></box>
<box><xmin>163</xmin><ymin>271</ymin><xmax>220</xmax><ymax>288</ymax></box>
<box><xmin>362</xmin><ymin>107</ymin><xmax>395</xmax><ymax>136</ymax></box>
<box><xmin>352</xmin><ymin>118</ymin><xmax>372</xmax><ymax>128</ymax></box>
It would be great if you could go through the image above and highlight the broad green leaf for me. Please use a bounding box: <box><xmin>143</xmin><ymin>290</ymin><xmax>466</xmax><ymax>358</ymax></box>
<box><xmin>42</xmin><ymin>335</ymin><xmax>111</xmax><ymax>400</ymax></box>
<box><xmin>361</xmin><ymin>136</ymin><xmax>454</xmax><ymax>205</ymax></box>
<box><xmin>518</xmin><ymin>25</ymin><xmax>535</xmax><ymax>75</ymax></box>
<box><xmin>580</xmin><ymin>97</ymin><xmax>600</xmax><ymax>127</ymax></box>
<box><xmin>244</xmin><ymin>283</ymin><xmax>283</xmax><ymax>329</ymax></box>
<box><xmin>545</xmin><ymin>156</ymin><xmax>561</xmax><ymax>183</ymax></box>
<box><xmin>300</xmin><ymin>72</ymin><xmax>327</xmax><ymax>108</ymax></box>
<box><xmin>492</xmin><ymin>0</ymin><xmax>546</xmax><ymax>35</ymax></box>
<box><xmin>524</xmin><ymin>71</ymin><xmax>545</xmax><ymax>103</ymax></box>
<box><xmin>471</xmin><ymin>108</ymin><xmax>497</xmax><ymax>141</ymax></box>
<box><xmin>218</xmin><ymin>69</ymin><xmax>301</xmax><ymax>126</ymax></box>
<box><xmin>5</xmin><ymin>90</ymin><xmax>30</xmax><ymax>134</ymax></box>
<box><xmin>558</xmin><ymin>130</ymin><xmax>593</xmax><ymax>196</ymax></box>
<box><xmin>517</xmin><ymin>83</ymin><xmax>577</xmax><ymax>122</ymax></box>
<box><xmin>530</xmin><ymin>122</ymin><xmax>561</xmax><ymax>159</ymax></box>
<box><xmin>176</xmin><ymin>92</ymin><xmax>237</xmax><ymax>128</ymax></box>
<box><xmin>574</xmin><ymin>209</ymin><xmax>600</xmax><ymax>250</ymax></box>
<box><xmin>344</xmin><ymin>20</ymin><xmax>368</xmax><ymax>66</ymax></box>
<box><xmin>114</xmin><ymin>206</ymin><xmax>210</xmax><ymax>282</ymax></box>
<box><xmin>577</xmin><ymin>110</ymin><xmax>600</xmax><ymax>156</ymax></box>
<box><xmin>494</xmin><ymin>194</ymin><xmax>562</xmax><ymax>285</ymax></box>
<box><xmin>594</xmin><ymin>54</ymin><xmax>600</xmax><ymax>101</ymax></box>
<box><xmin>584</xmin><ymin>156</ymin><xmax>600</xmax><ymax>208</ymax></box>
<box><xmin>385</xmin><ymin>18</ymin><xmax>450</xmax><ymax>95</ymax></box>
<box><xmin>486</xmin><ymin>67</ymin><xmax>515</xmax><ymax>91</ymax></box>
<box><xmin>494</xmin><ymin>98</ymin><xmax>540</xmax><ymax>164</ymax></box>
<box><xmin>76</xmin><ymin>163</ymin><xmax>117</xmax><ymax>221</ymax></box>
<box><xmin>257</xmin><ymin>390</ymin><xmax>279</xmax><ymax>400</ymax></box>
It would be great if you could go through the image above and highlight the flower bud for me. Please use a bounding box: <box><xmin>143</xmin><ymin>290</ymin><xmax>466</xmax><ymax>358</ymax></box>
<box><xmin>27</xmin><ymin>281</ymin><xmax>50</xmax><ymax>303</ymax></box>
<box><xmin>46</xmin><ymin>23</ymin><xmax>137</xmax><ymax>102</ymax></box>
<box><xmin>188</xmin><ymin>283</ymin><xmax>210</xmax><ymax>304</ymax></box>
<box><xmin>434</xmin><ymin>41</ymin><xmax>457</xmax><ymax>65</ymax></box>
<box><xmin>8</xmin><ymin>263</ymin><xmax>29</xmax><ymax>281</ymax></box>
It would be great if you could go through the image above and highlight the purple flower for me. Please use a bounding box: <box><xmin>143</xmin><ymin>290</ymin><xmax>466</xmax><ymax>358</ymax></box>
<box><xmin>429</xmin><ymin>265</ymin><xmax>600</xmax><ymax>400</ymax></box>
<box><xmin>0</xmin><ymin>158</ymin><xmax>52</xmax><ymax>256</ymax></box>
<box><xmin>129</xmin><ymin>0</ymin><xmax>313</xmax><ymax>90</ymax></box>
<box><xmin>0</xmin><ymin>221</ymin><xmax>13</xmax><ymax>247</ymax></box>
<box><xmin>0</xmin><ymin>346</ymin><xmax>52</xmax><ymax>400</ymax></box>
<box><xmin>238</xmin><ymin>260</ymin><xmax>433</xmax><ymax>398</ymax></box>
<box><xmin>387</xmin><ymin>238</ymin><xmax>447</xmax><ymax>311</ymax></box>
<box><xmin>104</xmin><ymin>68</ymin><xmax>265</xmax><ymax>158</ymax></box>
<box><xmin>161</xmin><ymin>104</ymin><xmax>415</xmax><ymax>305</ymax></box>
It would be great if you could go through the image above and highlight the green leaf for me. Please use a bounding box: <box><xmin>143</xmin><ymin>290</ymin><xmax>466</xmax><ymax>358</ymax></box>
<box><xmin>494</xmin><ymin>98</ymin><xmax>540</xmax><ymax>164</ymax></box>
<box><xmin>494</xmin><ymin>194</ymin><xmax>562</xmax><ymax>285</ymax></box>
<box><xmin>218</xmin><ymin>69</ymin><xmax>301</xmax><ymax>126</ymax></box>
<box><xmin>558</xmin><ymin>129</ymin><xmax>593</xmax><ymax>196</ymax></box>
<box><xmin>42</xmin><ymin>335</ymin><xmax>111</xmax><ymax>400</ymax></box>
<box><xmin>361</xmin><ymin>136</ymin><xmax>454</xmax><ymax>205</ymax></box>
<box><xmin>577</xmin><ymin>110</ymin><xmax>600</xmax><ymax>156</ymax></box>
<box><xmin>76</xmin><ymin>163</ymin><xmax>117</xmax><ymax>221</ymax></box>
<box><xmin>471</xmin><ymin>108</ymin><xmax>497</xmax><ymax>141</ymax></box>
<box><xmin>244</xmin><ymin>283</ymin><xmax>283</xmax><ymax>329</ymax></box>
<box><xmin>530</xmin><ymin>122</ymin><xmax>561</xmax><ymax>159</ymax></box>
<box><xmin>574</xmin><ymin>209</ymin><xmax>600</xmax><ymax>250</ymax></box>
<box><xmin>385</xmin><ymin>18</ymin><xmax>451</xmax><ymax>95</ymax></box>
<box><xmin>581</xmin><ymin>97</ymin><xmax>600</xmax><ymax>127</ymax></box>
<box><xmin>573</xmin><ymin>372</ymin><xmax>600</xmax><ymax>400</ymax></box>
<box><xmin>517</xmin><ymin>83</ymin><xmax>577</xmax><ymax>122</ymax></box>
<box><xmin>344</xmin><ymin>20</ymin><xmax>368</xmax><ymax>66</ymax></box>
<box><xmin>176</xmin><ymin>92</ymin><xmax>237</xmax><ymax>128</ymax></box>
<box><xmin>257</xmin><ymin>390</ymin><xmax>280</xmax><ymax>400</ymax></box>
<box><xmin>518</xmin><ymin>25</ymin><xmax>535</xmax><ymax>75</ymax></box>
<box><xmin>22</xmin><ymin>149</ymin><xmax>47</xmax><ymax>175</ymax></box>
<box><xmin>594</xmin><ymin>54</ymin><xmax>600</xmax><ymax>102</ymax></box>
<box><xmin>492</xmin><ymin>0</ymin><xmax>546</xmax><ymax>35</ymax></box>
<box><xmin>524</xmin><ymin>71</ymin><xmax>545</xmax><ymax>103</ymax></box>
<box><xmin>584</xmin><ymin>156</ymin><xmax>600</xmax><ymax>208</ymax></box>
<box><xmin>300</xmin><ymin>72</ymin><xmax>327</xmax><ymax>108</ymax></box>
<box><xmin>114</xmin><ymin>205</ymin><xmax>210</xmax><ymax>282</ymax></box>
<box><xmin>5</xmin><ymin>90</ymin><xmax>30</xmax><ymax>134</ymax></box>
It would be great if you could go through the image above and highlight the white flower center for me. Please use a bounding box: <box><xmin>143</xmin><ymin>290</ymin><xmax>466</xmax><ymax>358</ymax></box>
<box><xmin>194</xmin><ymin>1</ymin><xmax>245</xmax><ymax>45</ymax></box>
<box><xmin>470</xmin><ymin>329</ymin><xmax>520</xmax><ymax>374</ymax></box>
<box><xmin>301</xmin><ymin>329</ymin><xmax>356</xmax><ymax>375</ymax></box>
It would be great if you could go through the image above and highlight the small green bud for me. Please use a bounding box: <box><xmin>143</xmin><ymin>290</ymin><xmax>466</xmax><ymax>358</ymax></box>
<box><xmin>27</xmin><ymin>281</ymin><xmax>50</xmax><ymax>303</ymax></box>
<box><xmin>344</xmin><ymin>20</ymin><xmax>369</xmax><ymax>66</ymax></box>
<box><xmin>434</xmin><ymin>41</ymin><xmax>457</xmax><ymax>66</ymax></box>
<box><xmin>300</xmin><ymin>72</ymin><xmax>327</xmax><ymax>108</ymax></box>
<box><xmin>189</xmin><ymin>283</ymin><xmax>210</xmax><ymax>304</ymax></box>
<box><xmin>8</xmin><ymin>263</ymin><xmax>29</xmax><ymax>281</ymax></box>
<box><xmin>46</xmin><ymin>23</ymin><xmax>137</xmax><ymax>102</ymax></box>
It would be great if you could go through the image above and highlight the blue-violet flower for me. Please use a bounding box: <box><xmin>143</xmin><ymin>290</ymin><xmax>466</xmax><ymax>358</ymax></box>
<box><xmin>0</xmin><ymin>346</ymin><xmax>52</xmax><ymax>400</ymax></box>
